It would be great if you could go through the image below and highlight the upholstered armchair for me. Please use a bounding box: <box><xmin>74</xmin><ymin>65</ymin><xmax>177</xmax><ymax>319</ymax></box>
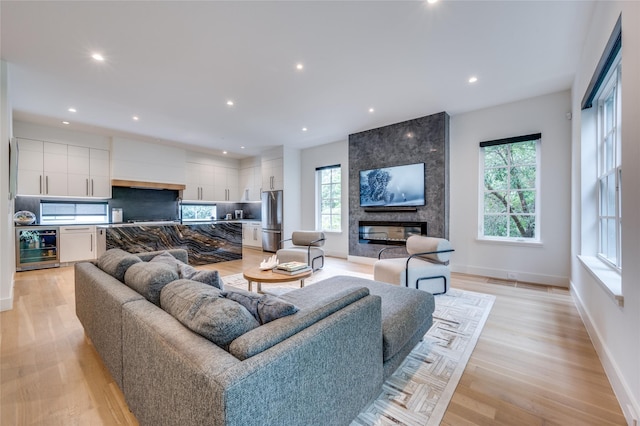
<box><xmin>373</xmin><ymin>235</ymin><xmax>454</xmax><ymax>295</ymax></box>
<box><xmin>276</xmin><ymin>231</ymin><xmax>326</xmax><ymax>271</ymax></box>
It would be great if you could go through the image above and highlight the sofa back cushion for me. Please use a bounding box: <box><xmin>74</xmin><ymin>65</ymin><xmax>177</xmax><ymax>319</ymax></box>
<box><xmin>97</xmin><ymin>248</ymin><xmax>142</xmax><ymax>281</ymax></box>
<box><xmin>222</xmin><ymin>289</ymin><xmax>298</xmax><ymax>324</ymax></box>
<box><xmin>124</xmin><ymin>262</ymin><xmax>179</xmax><ymax>306</ymax></box>
<box><xmin>228</xmin><ymin>287</ymin><xmax>370</xmax><ymax>360</ymax></box>
<box><xmin>160</xmin><ymin>279</ymin><xmax>259</xmax><ymax>350</ymax></box>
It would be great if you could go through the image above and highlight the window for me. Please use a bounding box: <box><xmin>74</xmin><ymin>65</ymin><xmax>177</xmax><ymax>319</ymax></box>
<box><xmin>181</xmin><ymin>204</ymin><xmax>217</xmax><ymax>222</ymax></box>
<box><xmin>40</xmin><ymin>201</ymin><xmax>109</xmax><ymax>224</ymax></box>
<box><xmin>596</xmin><ymin>58</ymin><xmax>622</xmax><ymax>270</ymax></box>
<box><xmin>479</xmin><ymin>134</ymin><xmax>541</xmax><ymax>241</ymax></box>
<box><xmin>317</xmin><ymin>164</ymin><xmax>341</xmax><ymax>232</ymax></box>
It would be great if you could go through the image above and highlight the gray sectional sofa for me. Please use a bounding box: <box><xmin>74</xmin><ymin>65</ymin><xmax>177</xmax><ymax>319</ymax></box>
<box><xmin>75</xmin><ymin>249</ymin><xmax>434</xmax><ymax>426</ymax></box>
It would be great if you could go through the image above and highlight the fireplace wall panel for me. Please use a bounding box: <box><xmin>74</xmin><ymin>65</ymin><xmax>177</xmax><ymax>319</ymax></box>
<box><xmin>348</xmin><ymin>112</ymin><xmax>449</xmax><ymax>258</ymax></box>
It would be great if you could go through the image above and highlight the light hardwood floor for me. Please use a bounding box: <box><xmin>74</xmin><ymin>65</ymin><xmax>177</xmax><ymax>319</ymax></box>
<box><xmin>1</xmin><ymin>249</ymin><xmax>626</xmax><ymax>425</ymax></box>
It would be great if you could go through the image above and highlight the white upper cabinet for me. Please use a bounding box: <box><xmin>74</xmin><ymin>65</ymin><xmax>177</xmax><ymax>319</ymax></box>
<box><xmin>184</xmin><ymin>162</ymin><xmax>215</xmax><ymax>201</ymax></box>
<box><xmin>68</xmin><ymin>146</ymin><xmax>111</xmax><ymax>197</ymax></box>
<box><xmin>262</xmin><ymin>156</ymin><xmax>283</xmax><ymax>191</ymax></box>
<box><xmin>17</xmin><ymin>139</ymin><xmax>68</xmax><ymax>196</ymax></box>
<box><xmin>213</xmin><ymin>165</ymin><xmax>239</xmax><ymax>201</ymax></box>
<box><xmin>239</xmin><ymin>164</ymin><xmax>262</xmax><ymax>201</ymax></box>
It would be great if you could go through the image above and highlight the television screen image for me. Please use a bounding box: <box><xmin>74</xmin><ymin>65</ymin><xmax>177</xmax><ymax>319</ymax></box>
<box><xmin>359</xmin><ymin>163</ymin><xmax>425</xmax><ymax>207</ymax></box>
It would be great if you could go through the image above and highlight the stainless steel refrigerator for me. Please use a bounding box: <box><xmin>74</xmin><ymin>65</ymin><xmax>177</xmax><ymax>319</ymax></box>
<box><xmin>261</xmin><ymin>190</ymin><xmax>283</xmax><ymax>252</ymax></box>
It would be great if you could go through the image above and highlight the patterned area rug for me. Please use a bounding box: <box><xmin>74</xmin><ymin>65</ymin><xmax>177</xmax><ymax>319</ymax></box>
<box><xmin>221</xmin><ymin>272</ymin><xmax>495</xmax><ymax>426</ymax></box>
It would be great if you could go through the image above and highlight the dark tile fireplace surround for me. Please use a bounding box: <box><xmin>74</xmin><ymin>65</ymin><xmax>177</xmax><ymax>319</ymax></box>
<box><xmin>348</xmin><ymin>112</ymin><xmax>449</xmax><ymax>259</ymax></box>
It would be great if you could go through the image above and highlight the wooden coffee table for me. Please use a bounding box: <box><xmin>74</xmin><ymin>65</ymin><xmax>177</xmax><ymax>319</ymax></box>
<box><xmin>242</xmin><ymin>267</ymin><xmax>313</xmax><ymax>293</ymax></box>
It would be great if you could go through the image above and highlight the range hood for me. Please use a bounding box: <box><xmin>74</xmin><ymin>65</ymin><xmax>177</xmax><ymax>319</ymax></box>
<box><xmin>111</xmin><ymin>179</ymin><xmax>186</xmax><ymax>191</ymax></box>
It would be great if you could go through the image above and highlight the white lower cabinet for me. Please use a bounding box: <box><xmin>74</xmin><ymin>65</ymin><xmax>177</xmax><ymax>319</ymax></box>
<box><xmin>59</xmin><ymin>225</ymin><xmax>96</xmax><ymax>263</ymax></box>
<box><xmin>242</xmin><ymin>222</ymin><xmax>262</xmax><ymax>249</ymax></box>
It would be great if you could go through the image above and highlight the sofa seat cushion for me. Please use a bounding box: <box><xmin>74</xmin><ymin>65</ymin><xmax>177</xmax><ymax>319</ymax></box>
<box><xmin>97</xmin><ymin>248</ymin><xmax>142</xmax><ymax>282</ymax></box>
<box><xmin>280</xmin><ymin>275</ymin><xmax>434</xmax><ymax>362</ymax></box>
<box><xmin>160</xmin><ymin>279</ymin><xmax>259</xmax><ymax>349</ymax></box>
<box><xmin>222</xmin><ymin>289</ymin><xmax>298</xmax><ymax>324</ymax></box>
<box><xmin>124</xmin><ymin>261</ymin><xmax>180</xmax><ymax>306</ymax></box>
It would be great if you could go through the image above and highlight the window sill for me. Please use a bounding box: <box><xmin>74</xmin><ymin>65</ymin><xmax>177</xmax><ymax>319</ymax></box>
<box><xmin>476</xmin><ymin>238</ymin><xmax>543</xmax><ymax>247</ymax></box>
<box><xmin>577</xmin><ymin>255</ymin><xmax>623</xmax><ymax>307</ymax></box>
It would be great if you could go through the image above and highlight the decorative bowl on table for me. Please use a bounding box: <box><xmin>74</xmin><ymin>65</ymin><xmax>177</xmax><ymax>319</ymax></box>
<box><xmin>13</xmin><ymin>211</ymin><xmax>36</xmax><ymax>226</ymax></box>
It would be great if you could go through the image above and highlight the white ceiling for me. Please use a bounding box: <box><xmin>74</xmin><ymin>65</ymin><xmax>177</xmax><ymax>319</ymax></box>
<box><xmin>1</xmin><ymin>1</ymin><xmax>594</xmax><ymax>158</ymax></box>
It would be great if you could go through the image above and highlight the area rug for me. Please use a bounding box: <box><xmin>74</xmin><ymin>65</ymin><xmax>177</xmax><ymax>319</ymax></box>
<box><xmin>221</xmin><ymin>273</ymin><xmax>495</xmax><ymax>426</ymax></box>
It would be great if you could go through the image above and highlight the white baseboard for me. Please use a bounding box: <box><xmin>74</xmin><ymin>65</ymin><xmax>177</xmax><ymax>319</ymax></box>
<box><xmin>0</xmin><ymin>289</ymin><xmax>13</xmax><ymax>312</ymax></box>
<box><xmin>570</xmin><ymin>280</ymin><xmax>640</xmax><ymax>426</ymax></box>
<box><xmin>450</xmin><ymin>263</ymin><xmax>569</xmax><ymax>287</ymax></box>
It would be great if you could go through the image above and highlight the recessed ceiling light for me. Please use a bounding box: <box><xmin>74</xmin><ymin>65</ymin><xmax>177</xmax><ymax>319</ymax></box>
<box><xmin>226</xmin><ymin>100</ymin><xmax>234</xmax><ymax>106</ymax></box>
<box><xmin>240</xmin><ymin>146</ymin><xmax>245</xmax><ymax>149</ymax></box>
<box><xmin>68</xmin><ymin>107</ymin><xmax>77</xmax><ymax>113</ymax></box>
<box><xmin>468</xmin><ymin>76</ymin><xmax>478</xmax><ymax>83</ymax></box>
<box><xmin>222</xmin><ymin>151</ymin><xmax>228</xmax><ymax>155</ymax></box>
<box><xmin>302</xmin><ymin>127</ymin><xmax>308</xmax><ymax>132</ymax></box>
<box><xmin>91</xmin><ymin>53</ymin><xmax>105</xmax><ymax>61</ymax></box>
<box><xmin>427</xmin><ymin>0</ymin><xmax>438</xmax><ymax>4</ymax></box>
<box><xmin>132</xmin><ymin>116</ymin><xmax>139</xmax><ymax>121</ymax></box>
<box><xmin>296</xmin><ymin>63</ymin><xmax>304</xmax><ymax>70</ymax></box>
<box><xmin>62</xmin><ymin>121</ymin><xmax>70</xmax><ymax>125</ymax></box>
<box><xmin>369</xmin><ymin>108</ymin><xmax>375</xmax><ymax>113</ymax></box>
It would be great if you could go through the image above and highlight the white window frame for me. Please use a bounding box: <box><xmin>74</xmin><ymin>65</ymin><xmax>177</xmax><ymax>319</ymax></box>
<box><xmin>316</xmin><ymin>165</ymin><xmax>341</xmax><ymax>232</ymax></box>
<box><xmin>596</xmin><ymin>57</ymin><xmax>622</xmax><ymax>271</ymax></box>
<box><xmin>478</xmin><ymin>136</ymin><xmax>541</xmax><ymax>243</ymax></box>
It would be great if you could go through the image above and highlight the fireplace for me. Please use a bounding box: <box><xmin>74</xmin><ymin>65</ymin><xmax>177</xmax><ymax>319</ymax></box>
<box><xmin>358</xmin><ymin>221</ymin><xmax>427</xmax><ymax>245</ymax></box>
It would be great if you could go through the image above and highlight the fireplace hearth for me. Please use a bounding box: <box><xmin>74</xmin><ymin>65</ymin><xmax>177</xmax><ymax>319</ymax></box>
<box><xmin>358</xmin><ymin>221</ymin><xmax>427</xmax><ymax>245</ymax></box>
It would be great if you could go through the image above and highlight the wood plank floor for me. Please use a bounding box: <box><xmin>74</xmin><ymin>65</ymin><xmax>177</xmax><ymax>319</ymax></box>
<box><xmin>1</xmin><ymin>249</ymin><xmax>625</xmax><ymax>425</ymax></box>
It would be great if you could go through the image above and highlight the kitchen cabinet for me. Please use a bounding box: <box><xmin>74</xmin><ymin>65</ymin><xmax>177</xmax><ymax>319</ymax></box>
<box><xmin>17</xmin><ymin>138</ymin><xmax>110</xmax><ymax>198</ymax></box>
<box><xmin>59</xmin><ymin>225</ymin><xmax>96</xmax><ymax>263</ymax></box>
<box><xmin>17</xmin><ymin>139</ymin><xmax>68</xmax><ymax>196</ymax></box>
<box><xmin>239</xmin><ymin>164</ymin><xmax>262</xmax><ymax>201</ymax></box>
<box><xmin>242</xmin><ymin>222</ymin><xmax>262</xmax><ymax>249</ymax></box>
<box><xmin>214</xmin><ymin>165</ymin><xmax>239</xmax><ymax>201</ymax></box>
<box><xmin>67</xmin><ymin>146</ymin><xmax>111</xmax><ymax>197</ymax></box>
<box><xmin>184</xmin><ymin>162</ymin><xmax>215</xmax><ymax>201</ymax></box>
<box><xmin>261</xmin><ymin>156</ymin><xmax>283</xmax><ymax>191</ymax></box>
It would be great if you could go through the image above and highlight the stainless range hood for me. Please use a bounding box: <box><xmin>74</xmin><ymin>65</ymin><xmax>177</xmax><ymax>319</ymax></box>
<box><xmin>111</xmin><ymin>179</ymin><xmax>186</xmax><ymax>191</ymax></box>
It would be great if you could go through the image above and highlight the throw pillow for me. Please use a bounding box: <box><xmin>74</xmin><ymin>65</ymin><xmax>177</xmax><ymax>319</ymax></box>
<box><xmin>222</xmin><ymin>289</ymin><xmax>299</xmax><ymax>325</ymax></box>
<box><xmin>97</xmin><ymin>248</ymin><xmax>142</xmax><ymax>282</ymax></box>
<box><xmin>177</xmin><ymin>263</ymin><xmax>224</xmax><ymax>290</ymax></box>
<box><xmin>160</xmin><ymin>279</ymin><xmax>259</xmax><ymax>349</ymax></box>
<box><xmin>124</xmin><ymin>261</ymin><xmax>179</xmax><ymax>306</ymax></box>
<box><xmin>149</xmin><ymin>251</ymin><xmax>182</xmax><ymax>273</ymax></box>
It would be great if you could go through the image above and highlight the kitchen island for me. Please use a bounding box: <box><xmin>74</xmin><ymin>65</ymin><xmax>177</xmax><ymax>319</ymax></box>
<box><xmin>99</xmin><ymin>222</ymin><xmax>242</xmax><ymax>265</ymax></box>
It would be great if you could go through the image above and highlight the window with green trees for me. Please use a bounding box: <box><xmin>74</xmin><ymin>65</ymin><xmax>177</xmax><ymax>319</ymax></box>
<box><xmin>480</xmin><ymin>134</ymin><xmax>540</xmax><ymax>241</ymax></box>
<box><xmin>317</xmin><ymin>165</ymin><xmax>341</xmax><ymax>232</ymax></box>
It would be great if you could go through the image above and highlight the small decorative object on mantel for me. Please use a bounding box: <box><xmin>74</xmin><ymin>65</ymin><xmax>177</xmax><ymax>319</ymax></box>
<box><xmin>14</xmin><ymin>211</ymin><xmax>36</xmax><ymax>226</ymax></box>
<box><xmin>259</xmin><ymin>255</ymin><xmax>279</xmax><ymax>270</ymax></box>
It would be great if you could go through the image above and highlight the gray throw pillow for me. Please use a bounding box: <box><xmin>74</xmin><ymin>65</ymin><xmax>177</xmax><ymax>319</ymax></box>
<box><xmin>124</xmin><ymin>261</ymin><xmax>179</xmax><ymax>306</ymax></box>
<box><xmin>222</xmin><ymin>289</ymin><xmax>299</xmax><ymax>325</ymax></box>
<box><xmin>97</xmin><ymin>248</ymin><xmax>142</xmax><ymax>282</ymax></box>
<box><xmin>178</xmin><ymin>263</ymin><xmax>224</xmax><ymax>290</ymax></box>
<box><xmin>149</xmin><ymin>251</ymin><xmax>182</xmax><ymax>273</ymax></box>
<box><xmin>160</xmin><ymin>279</ymin><xmax>259</xmax><ymax>349</ymax></box>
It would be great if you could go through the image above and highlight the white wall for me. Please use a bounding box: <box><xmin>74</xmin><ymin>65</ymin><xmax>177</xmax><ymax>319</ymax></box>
<box><xmin>13</xmin><ymin>121</ymin><xmax>110</xmax><ymax>149</ymax></box>
<box><xmin>1</xmin><ymin>61</ymin><xmax>15</xmax><ymax>311</ymax></box>
<box><xmin>300</xmin><ymin>140</ymin><xmax>349</xmax><ymax>258</ymax></box>
<box><xmin>449</xmin><ymin>90</ymin><xmax>572</xmax><ymax>286</ymax></box>
<box><xmin>570</xmin><ymin>2</ymin><xmax>640</xmax><ymax>423</ymax></box>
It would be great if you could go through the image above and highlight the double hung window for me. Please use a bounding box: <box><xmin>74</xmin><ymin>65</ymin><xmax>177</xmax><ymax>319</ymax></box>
<box><xmin>479</xmin><ymin>134</ymin><xmax>541</xmax><ymax>242</ymax></box>
<box><xmin>316</xmin><ymin>165</ymin><xmax>341</xmax><ymax>232</ymax></box>
<box><xmin>596</xmin><ymin>58</ymin><xmax>622</xmax><ymax>269</ymax></box>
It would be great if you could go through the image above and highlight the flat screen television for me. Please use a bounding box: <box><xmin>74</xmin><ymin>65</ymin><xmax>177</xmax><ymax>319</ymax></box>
<box><xmin>359</xmin><ymin>162</ymin><xmax>425</xmax><ymax>207</ymax></box>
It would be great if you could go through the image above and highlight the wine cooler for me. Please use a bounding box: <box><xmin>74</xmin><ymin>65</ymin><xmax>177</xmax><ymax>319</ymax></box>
<box><xmin>15</xmin><ymin>227</ymin><xmax>60</xmax><ymax>271</ymax></box>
